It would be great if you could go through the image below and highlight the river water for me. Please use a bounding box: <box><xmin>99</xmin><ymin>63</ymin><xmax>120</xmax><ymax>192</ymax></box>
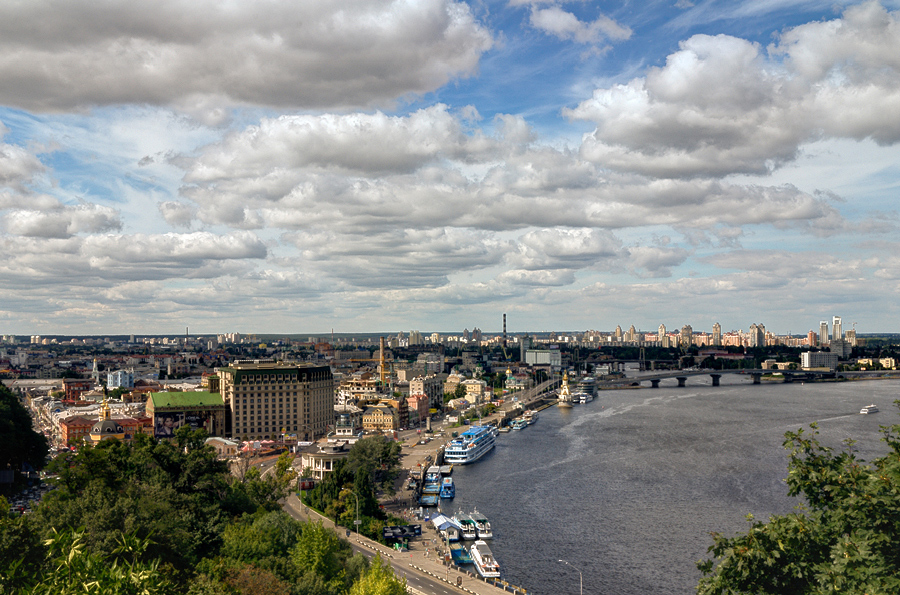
<box><xmin>441</xmin><ymin>375</ymin><xmax>898</xmax><ymax>595</ymax></box>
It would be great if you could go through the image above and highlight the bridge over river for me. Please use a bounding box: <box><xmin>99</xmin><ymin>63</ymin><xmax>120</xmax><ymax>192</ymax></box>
<box><xmin>609</xmin><ymin>369</ymin><xmax>900</xmax><ymax>388</ymax></box>
<box><xmin>499</xmin><ymin>370</ymin><xmax>900</xmax><ymax>420</ymax></box>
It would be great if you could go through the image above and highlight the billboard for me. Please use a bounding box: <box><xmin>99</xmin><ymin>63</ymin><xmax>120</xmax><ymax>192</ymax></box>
<box><xmin>184</xmin><ymin>411</ymin><xmax>211</xmax><ymax>431</ymax></box>
<box><xmin>154</xmin><ymin>412</ymin><xmax>184</xmax><ymax>438</ymax></box>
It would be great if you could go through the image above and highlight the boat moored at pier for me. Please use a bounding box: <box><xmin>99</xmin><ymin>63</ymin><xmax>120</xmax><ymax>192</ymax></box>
<box><xmin>470</xmin><ymin>540</ymin><xmax>501</xmax><ymax>578</ymax></box>
<box><xmin>510</xmin><ymin>418</ymin><xmax>528</xmax><ymax>430</ymax></box>
<box><xmin>444</xmin><ymin>425</ymin><xmax>497</xmax><ymax>465</ymax></box>
<box><xmin>472</xmin><ymin>509</ymin><xmax>492</xmax><ymax>539</ymax></box>
<box><xmin>453</xmin><ymin>513</ymin><xmax>478</xmax><ymax>540</ymax></box>
<box><xmin>450</xmin><ymin>542</ymin><xmax>473</xmax><ymax>564</ymax></box>
<box><xmin>440</xmin><ymin>477</ymin><xmax>456</xmax><ymax>499</ymax></box>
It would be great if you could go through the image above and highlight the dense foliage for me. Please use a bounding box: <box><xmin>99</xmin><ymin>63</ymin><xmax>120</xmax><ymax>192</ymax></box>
<box><xmin>697</xmin><ymin>404</ymin><xmax>900</xmax><ymax>594</ymax></box>
<box><xmin>0</xmin><ymin>428</ymin><xmax>406</xmax><ymax>594</ymax></box>
<box><xmin>0</xmin><ymin>384</ymin><xmax>49</xmax><ymax>484</ymax></box>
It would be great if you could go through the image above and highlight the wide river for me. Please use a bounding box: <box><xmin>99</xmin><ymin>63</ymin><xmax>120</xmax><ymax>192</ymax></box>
<box><xmin>441</xmin><ymin>375</ymin><xmax>899</xmax><ymax>595</ymax></box>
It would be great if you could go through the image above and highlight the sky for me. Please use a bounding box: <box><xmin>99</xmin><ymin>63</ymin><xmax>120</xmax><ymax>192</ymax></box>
<box><xmin>2</xmin><ymin>0</ymin><xmax>900</xmax><ymax>337</ymax></box>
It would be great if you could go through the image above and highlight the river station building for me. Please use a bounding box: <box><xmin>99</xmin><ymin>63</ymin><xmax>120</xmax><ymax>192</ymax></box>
<box><xmin>216</xmin><ymin>360</ymin><xmax>333</xmax><ymax>442</ymax></box>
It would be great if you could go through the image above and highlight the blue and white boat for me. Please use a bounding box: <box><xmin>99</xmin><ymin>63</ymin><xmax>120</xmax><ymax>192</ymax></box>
<box><xmin>443</xmin><ymin>425</ymin><xmax>497</xmax><ymax>465</ymax></box>
<box><xmin>450</xmin><ymin>542</ymin><xmax>473</xmax><ymax>564</ymax></box>
<box><xmin>440</xmin><ymin>477</ymin><xmax>456</xmax><ymax>499</ymax></box>
<box><xmin>419</xmin><ymin>493</ymin><xmax>439</xmax><ymax>506</ymax></box>
<box><xmin>422</xmin><ymin>465</ymin><xmax>442</xmax><ymax>496</ymax></box>
<box><xmin>510</xmin><ymin>418</ymin><xmax>527</xmax><ymax>430</ymax></box>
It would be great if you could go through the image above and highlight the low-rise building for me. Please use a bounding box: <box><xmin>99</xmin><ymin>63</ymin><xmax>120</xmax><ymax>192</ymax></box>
<box><xmin>460</xmin><ymin>378</ymin><xmax>488</xmax><ymax>405</ymax></box>
<box><xmin>801</xmin><ymin>351</ymin><xmax>839</xmax><ymax>371</ymax></box>
<box><xmin>146</xmin><ymin>391</ymin><xmax>228</xmax><ymax>439</ymax></box>
<box><xmin>206</xmin><ymin>437</ymin><xmax>240</xmax><ymax>458</ymax></box>
<box><xmin>59</xmin><ymin>415</ymin><xmax>94</xmax><ymax>445</ymax></box>
<box><xmin>362</xmin><ymin>403</ymin><xmax>398</xmax><ymax>433</ymax></box>
<box><xmin>407</xmin><ymin>394</ymin><xmax>429</xmax><ymax>427</ymax></box>
<box><xmin>107</xmin><ymin>369</ymin><xmax>135</xmax><ymax>389</ymax></box>
<box><xmin>300</xmin><ymin>441</ymin><xmax>351</xmax><ymax>481</ymax></box>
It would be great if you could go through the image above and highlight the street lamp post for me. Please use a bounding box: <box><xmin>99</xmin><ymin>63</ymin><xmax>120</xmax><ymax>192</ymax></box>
<box><xmin>558</xmin><ymin>559</ymin><xmax>583</xmax><ymax>595</ymax></box>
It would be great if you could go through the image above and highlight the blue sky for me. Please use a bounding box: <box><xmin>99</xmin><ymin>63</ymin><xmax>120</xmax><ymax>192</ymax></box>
<box><xmin>1</xmin><ymin>0</ymin><xmax>899</xmax><ymax>337</ymax></box>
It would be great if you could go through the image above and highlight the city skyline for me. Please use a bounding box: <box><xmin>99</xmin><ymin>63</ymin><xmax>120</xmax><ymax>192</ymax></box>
<box><xmin>7</xmin><ymin>312</ymin><xmax>870</xmax><ymax>344</ymax></box>
<box><xmin>2</xmin><ymin>1</ymin><xmax>900</xmax><ymax>335</ymax></box>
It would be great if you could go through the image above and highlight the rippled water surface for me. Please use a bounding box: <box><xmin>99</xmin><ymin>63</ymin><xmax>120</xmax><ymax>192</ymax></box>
<box><xmin>441</xmin><ymin>377</ymin><xmax>899</xmax><ymax>595</ymax></box>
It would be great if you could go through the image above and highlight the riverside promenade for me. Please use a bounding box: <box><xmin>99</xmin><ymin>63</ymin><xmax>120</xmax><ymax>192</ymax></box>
<box><xmin>283</xmin><ymin>492</ymin><xmax>523</xmax><ymax>595</ymax></box>
<box><xmin>278</xmin><ymin>381</ymin><xmax>560</xmax><ymax>594</ymax></box>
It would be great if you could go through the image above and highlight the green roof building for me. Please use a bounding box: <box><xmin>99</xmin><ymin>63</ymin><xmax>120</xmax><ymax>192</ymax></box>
<box><xmin>146</xmin><ymin>391</ymin><xmax>227</xmax><ymax>439</ymax></box>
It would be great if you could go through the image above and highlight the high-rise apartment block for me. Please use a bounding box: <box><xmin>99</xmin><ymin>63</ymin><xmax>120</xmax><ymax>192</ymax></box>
<box><xmin>749</xmin><ymin>323</ymin><xmax>766</xmax><ymax>348</ymax></box>
<box><xmin>819</xmin><ymin>321</ymin><xmax>829</xmax><ymax>346</ymax></box>
<box><xmin>680</xmin><ymin>325</ymin><xmax>692</xmax><ymax>348</ymax></box>
<box><xmin>832</xmin><ymin>316</ymin><xmax>842</xmax><ymax>342</ymax></box>
<box><xmin>712</xmin><ymin>322</ymin><xmax>722</xmax><ymax>346</ymax></box>
<box><xmin>217</xmin><ymin>360</ymin><xmax>333</xmax><ymax>442</ymax></box>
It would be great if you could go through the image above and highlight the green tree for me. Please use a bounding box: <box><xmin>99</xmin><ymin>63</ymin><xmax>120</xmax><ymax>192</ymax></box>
<box><xmin>347</xmin><ymin>554</ymin><xmax>406</xmax><ymax>595</ymax></box>
<box><xmin>697</xmin><ymin>407</ymin><xmax>900</xmax><ymax>594</ymax></box>
<box><xmin>290</xmin><ymin>521</ymin><xmax>352</xmax><ymax>595</ymax></box>
<box><xmin>345</xmin><ymin>436</ymin><xmax>401</xmax><ymax>496</ymax></box>
<box><xmin>16</xmin><ymin>528</ymin><xmax>172</xmax><ymax>595</ymax></box>
<box><xmin>0</xmin><ymin>497</ymin><xmax>44</xmax><ymax>591</ymax></box>
<box><xmin>0</xmin><ymin>384</ymin><xmax>49</xmax><ymax>479</ymax></box>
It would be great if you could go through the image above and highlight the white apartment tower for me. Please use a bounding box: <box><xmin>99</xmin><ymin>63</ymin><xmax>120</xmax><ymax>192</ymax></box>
<box><xmin>832</xmin><ymin>316</ymin><xmax>842</xmax><ymax>342</ymax></box>
<box><xmin>712</xmin><ymin>322</ymin><xmax>722</xmax><ymax>346</ymax></box>
<box><xmin>749</xmin><ymin>323</ymin><xmax>766</xmax><ymax>348</ymax></box>
<box><xmin>819</xmin><ymin>321</ymin><xmax>829</xmax><ymax>346</ymax></box>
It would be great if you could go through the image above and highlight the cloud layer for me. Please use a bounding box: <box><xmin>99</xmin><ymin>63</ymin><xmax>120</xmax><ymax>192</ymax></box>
<box><xmin>1</xmin><ymin>1</ymin><xmax>899</xmax><ymax>334</ymax></box>
<box><xmin>567</xmin><ymin>1</ymin><xmax>900</xmax><ymax>178</ymax></box>
<box><xmin>0</xmin><ymin>0</ymin><xmax>492</xmax><ymax>117</ymax></box>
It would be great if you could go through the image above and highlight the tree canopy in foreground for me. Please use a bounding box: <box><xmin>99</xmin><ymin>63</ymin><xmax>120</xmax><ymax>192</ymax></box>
<box><xmin>0</xmin><ymin>429</ymin><xmax>407</xmax><ymax>594</ymax></box>
<box><xmin>697</xmin><ymin>403</ymin><xmax>900</xmax><ymax>595</ymax></box>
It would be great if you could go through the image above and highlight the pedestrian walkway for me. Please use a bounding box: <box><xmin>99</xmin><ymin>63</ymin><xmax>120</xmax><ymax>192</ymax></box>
<box><xmin>283</xmin><ymin>493</ymin><xmax>525</xmax><ymax>595</ymax></box>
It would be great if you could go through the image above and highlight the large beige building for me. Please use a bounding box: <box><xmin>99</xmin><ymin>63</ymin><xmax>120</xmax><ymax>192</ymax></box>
<box><xmin>217</xmin><ymin>360</ymin><xmax>333</xmax><ymax>442</ymax></box>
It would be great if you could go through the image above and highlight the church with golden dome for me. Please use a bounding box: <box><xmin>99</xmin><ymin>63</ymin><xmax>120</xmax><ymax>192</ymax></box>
<box><xmin>88</xmin><ymin>399</ymin><xmax>125</xmax><ymax>444</ymax></box>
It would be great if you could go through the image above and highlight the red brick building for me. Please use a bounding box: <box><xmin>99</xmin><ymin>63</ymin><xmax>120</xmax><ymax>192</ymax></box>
<box><xmin>62</xmin><ymin>379</ymin><xmax>94</xmax><ymax>401</ymax></box>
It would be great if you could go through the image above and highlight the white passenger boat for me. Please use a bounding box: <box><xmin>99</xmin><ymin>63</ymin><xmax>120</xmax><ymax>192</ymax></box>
<box><xmin>522</xmin><ymin>410</ymin><xmax>538</xmax><ymax>424</ymax></box>
<box><xmin>470</xmin><ymin>540</ymin><xmax>501</xmax><ymax>578</ymax></box>
<box><xmin>454</xmin><ymin>513</ymin><xmax>478</xmax><ymax>540</ymax></box>
<box><xmin>860</xmin><ymin>404</ymin><xmax>879</xmax><ymax>414</ymax></box>
<box><xmin>578</xmin><ymin>392</ymin><xmax>594</xmax><ymax>404</ymax></box>
<box><xmin>444</xmin><ymin>425</ymin><xmax>496</xmax><ymax>465</ymax></box>
<box><xmin>471</xmin><ymin>509</ymin><xmax>492</xmax><ymax>539</ymax></box>
<box><xmin>510</xmin><ymin>418</ymin><xmax>527</xmax><ymax>430</ymax></box>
